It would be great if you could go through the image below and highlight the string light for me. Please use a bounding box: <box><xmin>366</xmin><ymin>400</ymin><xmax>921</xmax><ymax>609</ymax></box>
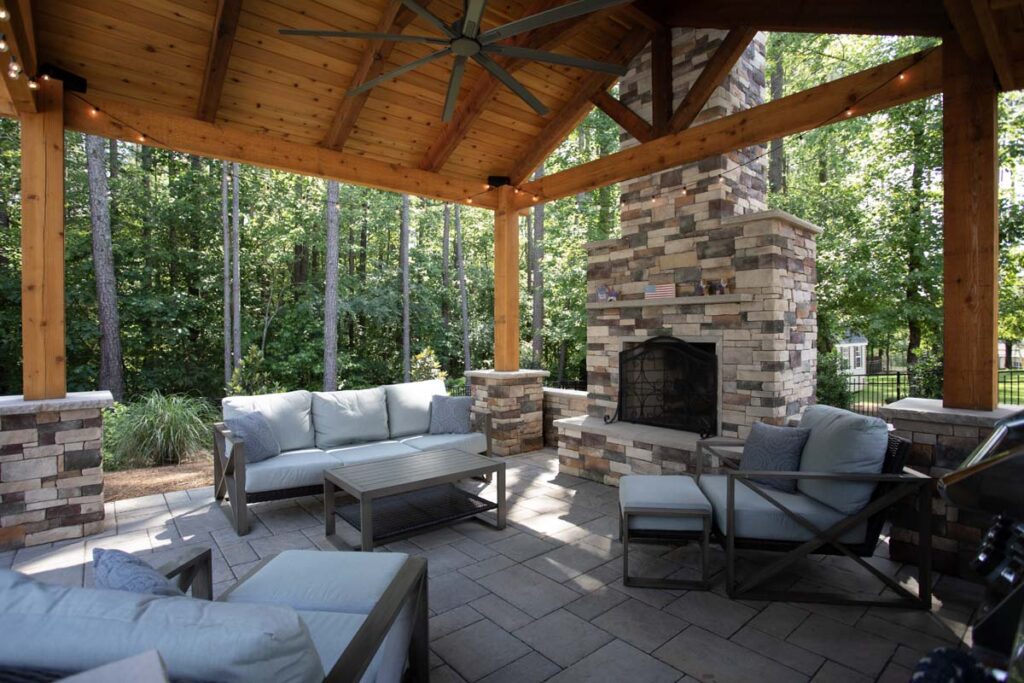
<box><xmin>898</xmin><ymin>72</ymin><xmax>906</xmax><ymax>81</ymax></box>
<box><xmin>89</xmin><ymin>107</ymin><xmax>98</xmax><ymax>116</ymax></box>
<box><xmin>41</xmin><ymin>74</ymin><xmax>50</xmax><ymax>81</ymax></box>
<box><xmin>7</xmin><ymin>55</ymin><xmax>20</xmax><ymax>78</ymax></box>
<box><xmin>0</xmin><ymin>35</ymin><xmax>7</xmax><ymax>53</ymax></box>
<box><xmin>845</xmin><ymin>109</ymin><xmax>853</xmax><ymax>117</ymax></box>
<box><xmin>26</xmin><ymin>78</ymin><xmax>37</xmax><ymax>90</ymax></box>
<box><xmin>138</xmin><ymin>134</ymin><xmax>146</xmax><ymax>143</ymax></box>
<box><xmin>0</xmin><ymin>7</ymin><xmax>9</xmax><ymax>21</ymax></box>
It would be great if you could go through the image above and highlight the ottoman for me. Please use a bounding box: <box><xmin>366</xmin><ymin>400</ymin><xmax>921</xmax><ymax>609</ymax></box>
<box><xmin>619</xmin><ymin>475</ymin><xmax>714</xmax><ymax>589</ymax></box>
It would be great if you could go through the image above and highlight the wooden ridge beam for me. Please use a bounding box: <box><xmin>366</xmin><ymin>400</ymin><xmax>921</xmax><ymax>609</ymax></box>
<box><xmin>0</xmin><ymin>0</ymin><xmax>38</xmax><ymax>114</ymax></box>
<box><xmin>518</xmin><ymin>47</ymin><xmax>943</xmax><ymax>207</ymax></box>
<box><xmin>970</xmin><ymin>0</ymin><xmax>1016</xmax><ymax>89</ymax></box>
<box><xmin>590</xmin><ymin>89</ymin><xmax>653</xmax><ymax>142</ymax></box>
<box><xmin>197</xmin><ymin>0</ymin><xmax>242</xmax><ymax>122</ymax></box>
<box><xmin>669</xmin><ymin>27</ymin><xmax>757</xmax><ymax>133</ymax></box>
<box><xmin>508</xmin><ymin>27</ymin><xmax>653</xmax><ymax>185</ymax></box>
<box><xmin>52</xmin><ymin>95</ymin><xmax>495</xmax><ymax>208</ymax></box>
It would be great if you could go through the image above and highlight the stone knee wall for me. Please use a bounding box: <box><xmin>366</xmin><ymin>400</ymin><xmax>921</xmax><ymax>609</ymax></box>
<box><xmin>0</xmin><ymin>392</ymin><xmax>113</xmax><ymax>550</ymax></box>
<box><xmin>542</xmin><ymin>388</ymin><xmax>587</xmax><ymax>448</ymax></box>
<box><xmin>467</xmin><ymin>370</ymin><xmax>548</xmax><ymax>456</ymax></box>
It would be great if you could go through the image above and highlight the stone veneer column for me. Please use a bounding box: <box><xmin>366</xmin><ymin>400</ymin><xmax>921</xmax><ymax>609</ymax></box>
<box><xmin>0</xmin><ymin>391</ymin><xmax>113</xmax><ymax>550</ymax></box>
<box><xmin>466</xmin><ymin>370</ymin><xmax>548</xmax><ymax>456</ymax></box>
<box><xmin>880</xmin><ymin>397</ymin><xmax>1019</xmax><ymax>577</ymax></box>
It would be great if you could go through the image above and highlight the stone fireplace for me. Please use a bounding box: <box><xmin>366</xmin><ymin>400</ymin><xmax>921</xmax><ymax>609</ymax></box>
<box><xmin>555</xmin><ymin>28</ymin><xmax>821</xmax><ymax>484</ymax></box>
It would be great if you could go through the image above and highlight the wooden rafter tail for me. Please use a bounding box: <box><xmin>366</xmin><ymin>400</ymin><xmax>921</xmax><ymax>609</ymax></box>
<box><xmin>669</xmin><ymin>26</ymin><xmax>757</xmax><ymax>133</ymax></box>
<box><xmin>0</xmin><ymin>0</ymin><xmax>38</xmax><ymax>114</ymax></box>
<box><xmin>197</xmin><ymin>0</ymin><xmax>242</xmax><ymax>122</ymax></box>
<box><xmin>519</xmin><ymin>47</ymin><xmax>943</xmax><ymax>207</ymax></box>
<box><xmin>590</xmin><ymin>89</ymin><xmax>653</xmax><ymax>142</ymax></box>
<box><xmin>969</xmin><ymin>0</ymin><xmax>1016</xmax><ymax>90</ymax></box>
<box><xmin>508</xmin><ymin>27</ymin><xmax>654</xmax><ymax>185</ymax></box>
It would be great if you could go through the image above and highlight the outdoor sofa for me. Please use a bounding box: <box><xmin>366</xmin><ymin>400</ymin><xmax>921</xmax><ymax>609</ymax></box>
<box><xmin>213</xmin><ymin>379</ymin><xmax>490</xmax><ymax>534</ymax></box>
<box><xmin>0</xmin><ymin>547</ymin><xmax>428</xmax><ymax>683</ymax></box>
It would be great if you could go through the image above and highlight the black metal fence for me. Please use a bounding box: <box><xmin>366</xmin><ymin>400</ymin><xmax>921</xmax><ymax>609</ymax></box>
<box><xmin>846</xmin><ymin>370</ymin><xmax>1024</xmax><ymax>416</ymax></box>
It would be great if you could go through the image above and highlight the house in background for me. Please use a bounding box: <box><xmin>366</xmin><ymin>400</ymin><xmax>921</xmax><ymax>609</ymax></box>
<box><xmin>1000</xmin><ymin>340</ymin><xmax>1024</xmax><ymax>369</ymax></box>
<box><xmin>838</xmin><ymin>334</ymin><xmax>869</xmax><ymax>376</ymax></box>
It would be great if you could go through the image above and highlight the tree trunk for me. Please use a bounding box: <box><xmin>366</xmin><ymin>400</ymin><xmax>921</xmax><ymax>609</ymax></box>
<box><xmin>108</xmin><ymin>139</ymin><xmax>119</xmax><ymax>222</ymax></box>
<box><xmin>231</xmin><ymin>162</ymin><xmax>242</xmax><ymax>370</ymax></box>
<box><xmin>222</xmin><ymin>161</ymin><xmax>232</xmax><ymax>387</ymax></box>
<box><xmin>532</xmin><ymin>164</ymin><xmax>545</xmax><ymax>365</ymax></box>
<box><xmin>905</xmin><ymin>113</ymin><xmax>925</xmax><ymax>366</ymax></box>
<box><xmin>768</xmin><ymin>56</ymin><xmax>787</xmax><ymax>194</ymax></box>
<box><xmin>347</xmin><ymin>190</ymin><xmax>355</xmax><ymax>348</ymax></box>
<box><xmin>401</xmin><ymin>194</ymin><xmax>411</xmax><ymax>382</ymax></box>
<box><xmin>456</xmin><ymin>204</ymin><xmax>471</xmax><ymax>373</ymax></box>
<box><xmin>84</xmin><ymin>135</ymin><xmax>125</xmax><ymax>401</ymax></box>
<box><xmin>323</xmin><ymin>180</ymin><xmax>340</xmax><ymax>391</ymax></box>
<box><xmin>441</xmin><ymin>203</ymin><xmax>451</xmax><ymax>328</ymax></box>
<box><xmin>556</xmin><ymin>339</ymin><xmax>568</xmax><ymax>385</ymax></box>
<box><xmin>1006</xmin><ymin>340</ymin><xmax>1014</xmax><ymax>369</ymax></box>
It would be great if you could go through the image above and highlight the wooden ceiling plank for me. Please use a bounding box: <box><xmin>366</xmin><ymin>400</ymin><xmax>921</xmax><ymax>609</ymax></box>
<box><xmin>520</xmin><ymin>47</ymin><xmax>944</xmax><ymax>205</ymax></box>
<box><xmin>1</xmin><ymin>0</ymin><xmax>38</xmax><ymax>113</ymax></box>
<box><xmin>197</xmin><ymin>0</ymin><xmax>242</xmax><ymax>121</ymax></box>
<box><xmin>590</xmin><ymin>89</ymin><xmax>653</xmax><ymax>142</ymax></box>
<box><xmin>650</xmin><ymin>27</ymin><xmax>672</xmax><ymax>136</ymax></box>
<box><xmin>669</xmin><ymin>26</ymin><xmax>756</xmax><ymax>133</ymax></box>
<box><xmin>971</xmin><ymin>0</ymin><xmax>1017</xmax><ymax>89</ymax></box>
<box><xmin>508</xmin><ymin>27</ymin><xmax>653</xmax><ymax>185</ymax></box>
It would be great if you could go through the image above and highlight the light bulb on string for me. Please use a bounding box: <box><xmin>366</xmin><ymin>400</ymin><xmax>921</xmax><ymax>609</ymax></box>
<box><xmin>7</xmin><ymin>55</ymin><xmax>20</xmax><ymax>78</ymax></box>
<box><xmin>0</xmin><ymin>35</ymin><xmax>8</xmax><ymax>53</ymax></box>
<box><xmin>0</xmin><ymin>7</ymin><xmax>9</xmax><ymax>21</ymax></box>
<box><xmin>26</xmin><ymin>78</ymin><xmax>37</xmax><ymax>90</ymax></box>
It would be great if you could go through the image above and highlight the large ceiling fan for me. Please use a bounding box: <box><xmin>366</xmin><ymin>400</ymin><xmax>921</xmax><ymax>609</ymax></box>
<box><xmin>279</xmin><ymin>0</ymin><xmax>633</xmax><ymax>122</ymax></box>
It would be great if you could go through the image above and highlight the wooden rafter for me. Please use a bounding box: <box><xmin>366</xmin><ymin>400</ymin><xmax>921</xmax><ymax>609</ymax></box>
<box><xmin>650</xmin><ymin>27</ymin><xmax>673</xmax><ymax>136</ymax></box>
<box><xmin>590</xmin><ymin>89</ymin><xmax>653</xmax><ymax>142</ymax></box>
<box><xmin>518</xmin><ymin>47</ymin><xmax>943</xmax><ymax>206</ymax></box>
<box><xmin>970</xmin><ymin>0</ymin><xmax>1016</xmax><ymax>89</ymax></box>
<box><xmin>0</xmin><ymin>0</ymin><xmax>37</xmax><ymax>114</ymax></box>
<box><xmin>508</xmin><ymin>28</ymin><xmax>654</xmax><ymax>185</ymax></box>
<box><xmin>197</xmin><ymin>0</ymin><xmax>242</xmax><ymax>122</ymax></box>
<box><xmin>323</xmin><ymin>0</ymin><xmax>427</xmax><ymax>151</ymax></box>
<box><xmin>669</xmin><ymin>27</ymin><xmax>757</xmax><ymax>133</ymax></box>
<box><xmin>944</xmin><ymin>0</ymin><xmax>988</xmax><ymax>62</ymax></box>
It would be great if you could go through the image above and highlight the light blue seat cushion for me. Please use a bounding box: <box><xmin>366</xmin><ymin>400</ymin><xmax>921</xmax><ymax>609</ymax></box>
<box><xmin>698</xmin><ymin>475</ymin><xmax>868</xmax><ymax>543</ymax></box>
<box><xmin>385</xmin><ymin>379</ymin><xmax>447</xmax><ymax>438</ymax></box>
<box><xmin>92</xmin><ymin>548</ymin><xmax>182</xmax><ymax>597</ymax></box>
<box><xmin>798</xmin><ymin>405</ymin><xmax>889</xmax><ymax>515</ymax></box>
<box><xmin>223</xmin><ymin>390</ymin><xmax>315</xmax><ymax>452</ymax></box>
<box><xmin>619</xmin><ymin>475</ymin><xmax>710</xmax><ymax>532</ymax></box>
<box><xmin>222</xmin><ymin>550</ymin><xmax>410</xmax><ymax>614</ymax></box>
<box><xmin>0</xmin><ymin>569</ymin><xmax>322</xmax><ymax>683</ymax></box>
<box><xmin>245</xmin><ymin>448</ymin><xmax>340</xmax><ymax>493</ymax></box>
<box><xmin>312</xmin><ymin>387</ymin><xmax>390</xmax><ymax>449</ymax></box>
<box><xmin>399</xmin><ymin>432</ymin><xmax>487</xmax><ymax>454</ymax></box>
<box><xmin>299</xmin><ymin>602</ymin><xmax>413</xmax><ymax>683</ymax></box>
<box><xmin>326</xmin><ymin>441</ymin><xmax>419</xmax><ymax>466</ymax></box>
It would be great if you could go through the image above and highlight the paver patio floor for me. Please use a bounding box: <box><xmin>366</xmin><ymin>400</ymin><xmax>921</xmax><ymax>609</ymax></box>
<box><xmin>3</xmin><ymin>449</ymin><xmax>981</xmax><ymax>683</ymax></box>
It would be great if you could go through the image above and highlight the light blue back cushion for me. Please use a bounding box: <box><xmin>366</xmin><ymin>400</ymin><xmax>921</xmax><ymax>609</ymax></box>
<box><xmin>385</xmin><ymin>379</ymin><xmax>447</xmax><ymax>438</ymax></box>
<box><xmin>224</xmin><ymin>411</ymin><xmax>281</xmax><ymax>463</ymax></box>
<box><xmin>429</xmin><ymin>395</ymin><xmax>473</xmax><ymax>434</ymax></box>
<box><xmin>312</xmin><ymin>387</ymin><xmax>390</xmax><ymax>448</ymax></box>
<box><xmin>739</xmin><ymin>422</ymin><xmax>810</xmax><ymax>494</ymax></box>
<box><xmin>0</xmin><ymin>569</ymin><xmax>323</xmax><ymax>683</ymax></box>
<box><xmin>92</xmin><ymin>548</ymin><xmax>182</xmax><ymax>597</ymax></box>
<box><xmin>797</xmin><ymin>405</ymin><xmax>889</xmax><ymax>515</ymax></box>
<box><xmin>223</xmin><ymin>390</ymin><xmax>315</xmax><ymax>452</ymax></box>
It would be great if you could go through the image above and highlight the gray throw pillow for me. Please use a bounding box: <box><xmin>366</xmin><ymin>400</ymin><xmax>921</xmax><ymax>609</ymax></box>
<box><xmin>429</xmin><ymin>395</ymin><xmax>473</xmax><ymax>434</ymax></box>
<box><xmin>224</xmin><ymin>411</ymin><xmax>280</xmax><ymax>463</ymax></box>
<box><xmin>92</xmin><ymin>548</ymin><xmax>183</xmax><ymax>597</ymax></box>
<box><xmin>739</xmin><ymin>422</ymin><xmax>811</xmax><ymax>493</ymax></box>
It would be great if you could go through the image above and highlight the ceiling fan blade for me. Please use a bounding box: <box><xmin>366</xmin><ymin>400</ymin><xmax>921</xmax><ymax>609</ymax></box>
<box><xmin>479</xmin><ymin>0</ymin><xmax>632</xmax><ymax>45</ymax></box>
<box><xmin>278</xmin><ymin>29</ymin><xmax>448</xmax><ymax>44</ymax></box>
<box><xmin>462</xmin><ymin>0</ymin><xmax>488</xmax><ymax>38</ymax></box>
<box><xmin>484</xmin><ymin>44</ymin><xmax>626</xmax><ymax>75</ymax></box>
<box><xmin>443</xmin><ymin>56</ymin><xmax>468</xmax><ymax>122</ymax></box>
<box><xmin>349</xmin><ymin>47</ymin><xmax>452</xmax><ymax>96</ymax></box>
<box><xmin>401</xmin><ymin>0</ymin><xmax>457</xmax><ymax>38</ymax></box>
<box><xmin>472</xmin><ymin>53</ymin><xmax>548</xmax><ymax>116</ymax></box>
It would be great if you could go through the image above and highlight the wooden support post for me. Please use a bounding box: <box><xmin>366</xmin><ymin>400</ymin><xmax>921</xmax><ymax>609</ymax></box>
<box><xmin>21</xmin><ymin>77</ymin><xmax>65</xmax><ymax>400</ymax></box>
<box><xmin>943</xmin><ymin>34</ymin><xmax>999</xmax><ymax>410</ymax></box>
<box><xmin>494</xmin><ymin>186</ymin><xmax>519</xmax><ymax>371</ymax></box>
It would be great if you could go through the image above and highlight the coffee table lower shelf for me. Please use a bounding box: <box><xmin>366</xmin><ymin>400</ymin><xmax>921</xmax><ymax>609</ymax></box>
<box><xmin>335</xmin><ymin>484</ymin><xmax>497</xmax><ymax>549</ymax></box>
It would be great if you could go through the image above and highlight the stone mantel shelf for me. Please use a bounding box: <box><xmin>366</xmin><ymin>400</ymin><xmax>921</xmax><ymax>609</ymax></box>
<box><xmin>0</xmin><ymin>391</ymin><xmax>115</xmax><ymax>416</ymax></box>
<box><xmin>554</xmin><ymin>415</ymin><xmax>702</xmax><ymax>451</ymax></box>
<box><xmin>587</xmin><ymin>293</ymin><xmax>747</xmax><ymax>309</ymax></box>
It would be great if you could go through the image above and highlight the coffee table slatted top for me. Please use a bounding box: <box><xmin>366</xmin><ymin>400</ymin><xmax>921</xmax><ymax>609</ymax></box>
<box><xmin>325</xmin><ymin>449</ymin><xmax>501</xmax><ymax>499</ymax></box>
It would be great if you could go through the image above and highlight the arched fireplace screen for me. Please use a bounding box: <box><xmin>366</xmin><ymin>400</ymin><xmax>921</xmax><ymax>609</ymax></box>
<box><xmin>609</xmin><ymin>336</ymin><xmax>718</xmax><ymax>437</ymax></box>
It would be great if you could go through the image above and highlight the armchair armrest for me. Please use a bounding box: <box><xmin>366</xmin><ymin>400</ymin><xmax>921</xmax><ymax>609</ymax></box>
<box><xmin>157</xmin><ymin>545</ymin><xmax>213</xmax><ymax>600</ymax></box>
<box><xmin>726</xmin><ymin>467</ymin><xmax>931</xmax><ymax>484</ymax></box>
<box><xmin>695</xmin><ymin>436</ymin><xmax>746</xmax><ymax>478</ymax></box>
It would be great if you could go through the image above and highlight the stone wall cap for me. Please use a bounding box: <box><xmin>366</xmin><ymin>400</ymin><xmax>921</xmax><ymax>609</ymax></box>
<box><xmin>464</xmin><ymin>369</ymin><xmax>550</xmax><ymax>379</ymax></box>
<box><xmin>587</xmin><ymin>293</ymin><xmax>747</xmax><ymax>309</ymax></box>
<box><xmin>879</xmin><ymin>397</ymin><xmax>1021</xmax><ymax>428</ymax></box>
<box><xmin>542</xmin><ymin>387</ymin><xmax>588</xmax><ymax>397</ymax></box>
<box><xmin>554</xmin><ymin>415</ymin><xmax>701</xmax><ymax>450</ymax></box>
<box><xmin>718</xmin><ymin>209</ymin><xmax>823</xmax><ymax>235</ymax></box>
<box><xmin>0</xmin><ymin>391</ymin><xmax>115</xmax><ymax>416</ymax></box>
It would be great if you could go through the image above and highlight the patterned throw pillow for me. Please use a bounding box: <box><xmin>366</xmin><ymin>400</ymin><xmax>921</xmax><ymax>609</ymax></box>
<box><xmin>224</xmin><ymin>410</ymin><xmax>280</xmax><ymax>463</ymax></box>
<box><xmin>92</xmin><ymin>548</ymin><xmax>183</xmax><ymax>597</ymax></box>
<box><xmin>429</xmin><ymin>395</ymin><xmax>473</xmax><ymax>434</ymax></box>
<box><xmin>739</xmin><ymin>422</ymin><xmax>811</xmax><ymax>494</ymax></box>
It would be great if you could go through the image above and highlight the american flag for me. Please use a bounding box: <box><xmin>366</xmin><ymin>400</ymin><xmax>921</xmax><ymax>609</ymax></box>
<box><xmin>644</xmin><ymin>284</ymin><xmax>675</xmax><ymax>299</ymax></box>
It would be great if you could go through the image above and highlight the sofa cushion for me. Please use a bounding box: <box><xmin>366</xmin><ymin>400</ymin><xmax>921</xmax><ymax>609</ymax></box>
<box><xmin>92</xmin><ymin>548</ymin><xmax>182</xmax><ymax>597</ymax></box>
<box><xmin>245</xmin><ymin>448</ymin><xmax>340</xmax><ymax>493</ymax></box>
<box><xmin>223</xmin><ymin>390</ymin><xmax>315</xmax><ymax>452</ymax></box>
<box><xmin>224</xmin><ymin>411</ymin><xmax>280</xmax><ymax>463</ymax></box>
<box><xmin>222</xmin><ymin>550</ymin><xmax>410</xmax><ymax>614</ymax></box>
<box><xmin>312</xmin><ymin>388</ymin><xmax>390</xmax><ymax>449</ymax></box>
<box><xmin>385</xmin><ymin>379</ymin><xmax>447</xmax><ymax>438</ymax></box>
<box><xmin>619</xmin><ymin>475</ymin><xmax>710</xmax><ymax>533</ymax></box>
<box><xmin>739</xmin><ymin>422</ymin><xmax>810</xmax><ymax>494</ymax></box>
<box><xmin>429</xmin><ymin>395</ymin><xmax>473</xmax><ymax>434</ymax></box>
<box><xmin>399</xmin><ymin>432</ymin><xmax>487</xmax><ymax>455</ymax></box>
<box><xmin>326</xmin><ymin>441</ymin><xmax>419</xmax><ymax>466</ymax></box>
<box><xmin>0</xmin><ymin>569</ymin><xmax>323</xmax><ymax>683</ymax></box>
<box><xmin>797</xmin><ymin>405</ymin><xmax>889</xmax><ymax>515</ymax></box>
<box><xmin>698</xmin><ymin>474</ymin><xmax>868</xmax><ymax>544</ymax></box>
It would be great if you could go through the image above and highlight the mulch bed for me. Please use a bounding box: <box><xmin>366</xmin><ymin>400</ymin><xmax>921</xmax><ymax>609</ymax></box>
<box><xmin>103</xmin><ymin>453</ymin><xmax>214</xmax><ymax>502</ymax></box>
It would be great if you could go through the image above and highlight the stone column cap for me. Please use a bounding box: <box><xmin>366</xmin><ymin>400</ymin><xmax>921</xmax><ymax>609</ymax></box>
<box><xmin>465</xmin><ymin>369</ymin><xmax>550</xmax><ymax>380</ymax></box>
<box><xmin>879</xmin><ymin>397</ymin><xmax>1021</xmax><ymax>428</ymax></box>
<box><xmin>718</xmin><ymin>208</ymin><xmax>823</xmax><ymax>235</ymax></box>
<box><xmin>0</xmin><ymin>391</ymin><xmax>115</xmax><ymax>416</ymax></box>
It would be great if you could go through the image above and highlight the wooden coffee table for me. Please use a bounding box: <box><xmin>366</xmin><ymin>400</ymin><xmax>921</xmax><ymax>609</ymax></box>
<box><xmin>323</xmin><ymin>448</ymin><xmax>506</xmax><ymax>551</ymax></box>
